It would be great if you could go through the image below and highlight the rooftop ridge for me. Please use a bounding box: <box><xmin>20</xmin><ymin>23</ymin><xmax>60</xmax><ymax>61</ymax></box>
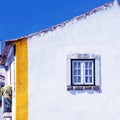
<box><xmin>6</xmin><ymin>1</ymin><xmax>114</xmax><ymax>42</ymax></box>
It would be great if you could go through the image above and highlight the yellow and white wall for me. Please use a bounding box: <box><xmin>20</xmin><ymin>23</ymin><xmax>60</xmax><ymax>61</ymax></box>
<box><xmin>3</xmin><ymin>39</ymin><xmax>28</xmax><ymax>120</ymax></box>
<box><xmin>12</xmin><ymin>39</ymin><xmax>28</xmax><ymax>120</ymax></box>
<box><xmin>4</xmin><ymin>1</ymin><xmax>120</xmax><ymax>120</ymax></box>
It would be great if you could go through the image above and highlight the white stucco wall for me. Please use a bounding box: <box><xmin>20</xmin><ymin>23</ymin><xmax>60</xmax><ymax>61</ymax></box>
<box><xmin>28</xmin><ymin>2</ymin><xmax>120</xmax><ymax>120</ymax></box>
<box><xmin>0</xmin><ymin>108</ymin><xmax>3</xmax><ymax>120</ymax></box>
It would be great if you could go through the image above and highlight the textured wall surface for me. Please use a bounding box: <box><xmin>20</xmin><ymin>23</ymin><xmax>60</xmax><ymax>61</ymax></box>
<box><xmin>0</xmin><ymin>107</ymin><xmax>3</xmax><ymax>120</ymax></box>
<box><xmin>28</xmin><ymin>2</ymin><xmax>120</xmax><ymax>120</ymax></box>
<box><xmin>13</xmin><ymin>39</ymin><xmax>28</xmax><ymax>120</ymax></box>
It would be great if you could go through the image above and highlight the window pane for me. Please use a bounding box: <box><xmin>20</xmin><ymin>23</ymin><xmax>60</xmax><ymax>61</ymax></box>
<box><xmin>78</xmin><ymin>69</ymin><xmax>81</xmax><ymax>75</ymax></box>
<box><xmin>85</xmin><ymin>70</ymin><xmax>88</xmax><ymax>75</ymax></box>
<box><xmin>89</xmin><ymin>76</ymin><xmax>92</xmax><ymax>83</ymax></box>
<box><xmin>89</xmin><ymin>69</ymin><xmax>92</xmax><ymax>75</ymax></box>
<box><xmin>74</xmin><ymin>76</ymin><xmax>77</xmax><ymax>82</ymax></box>
<box><xmin>78</xmin><ymin>62</ymin><xmax>81</xmax><ymax>68</ymax></box>
<box><xmin>89</xmin><ymin>62</ymin><xmax>92</xmax><ymax>68</ymax></box>
<box><xmin>78</xmin><ymin>76</ymin><xmax>81</xmax><ymax>82</ymax></box>
<box><xmin>74</xmin><ymin>62</ymin><xmax>77</xmax><ymax>68</ymax></box>
<box><xmin>85</xmin><ymin>62</ymin><xmax>88</xmax><ymax>68</ymax></box>
<box><xmin>74</xmin><ymin>70</ymin><xmax>77</xmax><ymax>75</ymax></box>
<box><xmin>85</xmin><ymin>77</ymin><xmax>88</xmax><ymax>83</ymax></box>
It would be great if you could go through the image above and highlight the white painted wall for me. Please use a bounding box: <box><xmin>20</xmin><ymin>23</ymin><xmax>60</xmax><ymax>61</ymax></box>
<box><xmin>11</xmin><ymin>60</ymin><xmax>16</xmax><ymax>120</ymax></box>
<box><xmin>28</xmin><ymin>2</ymin><xmax>120</xmax><ymax>120</ymax></box>
<box><xmin>0</xmin><ymin>107</ymin><xmax>3</xmax><ymax>120</ymax></box>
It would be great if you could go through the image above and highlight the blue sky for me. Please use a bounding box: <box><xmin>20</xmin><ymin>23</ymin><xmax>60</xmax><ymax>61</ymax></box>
<box><xmin>0</xmin><ymin>0</ymin><xmax>112</xmax><ymax>42</ymax></box>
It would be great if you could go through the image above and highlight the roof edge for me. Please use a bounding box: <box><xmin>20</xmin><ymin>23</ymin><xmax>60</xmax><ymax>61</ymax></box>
<box><xmin>6</xmin><ymin>1</ymin><xmax>115</xmax><ymax>42</ymax></box>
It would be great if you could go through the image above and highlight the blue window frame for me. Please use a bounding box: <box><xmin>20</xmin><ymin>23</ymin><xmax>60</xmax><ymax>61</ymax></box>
<box><xmin>71</xmin><ymin>59</ymin><xmax>95</xmax><ymax>86</ymax></box>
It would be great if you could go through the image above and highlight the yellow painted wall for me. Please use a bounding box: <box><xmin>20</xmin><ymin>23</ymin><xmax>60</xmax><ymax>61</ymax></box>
<box><xmin>13</xmin><ymin>39</ymin><xmax>28</xmax><ymax>120</ymax></box>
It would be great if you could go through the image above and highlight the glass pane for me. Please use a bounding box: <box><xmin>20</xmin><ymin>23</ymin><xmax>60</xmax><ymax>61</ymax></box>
<box><xmin>74</xmin><ymin>70</ymin><xmax>77</xmax><ymax>75</ymax></box>
<box><xmin>78</xmin><ymin>76</ymin><xmax>81</xmax><ymax>83</ymax></box>
<box><xmin>74</xmin><ymin>76</ymin><xmax>77</xmax><ymax>82</ymax></box>
<box><xmin>74</xmin><ymin>62</ymin><xmax>77</xmax><ymax>68</ymax></box>
<box><xmin>78</xmin><ymin>69</ymin><xmax>81</xmax><ymax>75</ymax></box>
<box><xmin>89</xmin><ymin>76</ymin><xmax>92</xmax><ymax>83</ymax></box>
<box><xmin>85</xmin><ymin>77</ymin><xmax>88</xmax><ymax>83</ymax></box>
<box><xmin>78</xmin><ymin>62</ymin><xmax>81</xmax><ymax>68</ymax></box>
<box><xmin>89</xmin><ymin>69</ymin><xmax>92</xmax><ymax>75</ymax></box>
<box><xmin>85</xmin><ymin>70</ymin><xmax>88</xmax><ymax>75</ymax></box>
<box><xmin>89</xmin><ymin>62</ymin><xmax>92</xmax><ymax>68</ymax></box>
<box><xmin>85</xmin><ymin>62</ymin><xmax>88</xmax><ymax>68</ymax></box>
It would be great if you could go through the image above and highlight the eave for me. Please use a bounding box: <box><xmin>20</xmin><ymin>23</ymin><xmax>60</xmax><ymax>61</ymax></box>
<box><xmin>5</xmin><ymin>1</ymin><xmax>114</xmax><ymax>42</ymax></box>
<box><xmin>1</xmin><ymin>1</ymin><xmax>119</xmax><ymax>65</ymax></box>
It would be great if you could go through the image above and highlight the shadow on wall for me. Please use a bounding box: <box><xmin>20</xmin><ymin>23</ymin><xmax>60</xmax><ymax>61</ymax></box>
<box><xmin>68</xmin><ymin>89</ymin><xmax>102</xmax><ymax>95</ymax></box>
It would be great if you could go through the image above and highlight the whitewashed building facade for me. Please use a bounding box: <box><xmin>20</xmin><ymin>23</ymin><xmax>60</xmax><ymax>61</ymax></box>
<box><xmin>1</xmin><ymin>0</ymin><xmax>120</xmax><ymax>120</ymax></box>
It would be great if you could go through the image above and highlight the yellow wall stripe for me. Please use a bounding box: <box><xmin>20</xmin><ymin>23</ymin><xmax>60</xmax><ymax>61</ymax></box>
<box><xmin>13</xmin><ymin>39</ymin><xmax>28</xmax><ymax>120</ymax></box>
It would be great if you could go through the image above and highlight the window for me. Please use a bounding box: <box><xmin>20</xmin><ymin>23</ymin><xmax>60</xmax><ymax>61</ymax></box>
<box><xmin>67</xmin><ymin>54</ymin><xmax>101</xmax><ymax>91</ymax></box>
<box><xmin>71</xmin><ymin>59</ymin><xmax>95</xmax><ymax>86</ymax></box>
